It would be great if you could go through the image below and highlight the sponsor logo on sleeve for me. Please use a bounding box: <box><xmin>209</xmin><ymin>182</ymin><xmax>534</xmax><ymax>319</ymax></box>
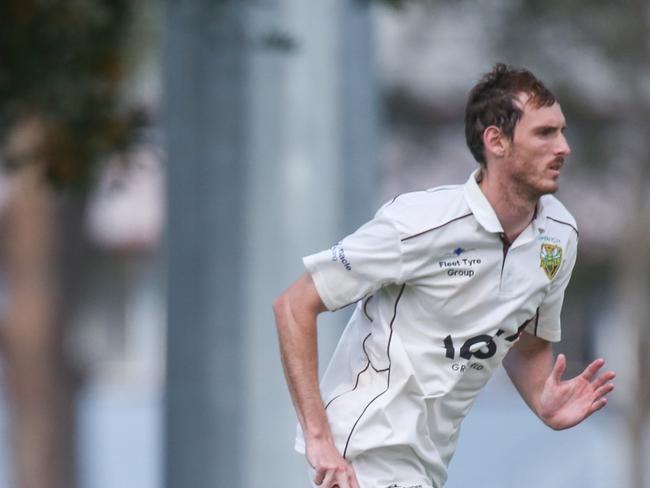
<box><xmin>330</xmin><ymin>242</ymin><xmax>352</xmax><ymax>271</ymax></box>
<box><xmin>539</xmin><ymin>235</ymin><xmax>561</xmax><ymax>244</ymax></box>
<box><xmin>540</xmin><ymin>243</ymin><xmax>563</xmax><ymax>280</ymax></box>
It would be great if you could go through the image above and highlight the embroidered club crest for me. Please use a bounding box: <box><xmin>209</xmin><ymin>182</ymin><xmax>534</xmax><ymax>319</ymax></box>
<box><xmin>540</xmin><ymin>243</ymin><xmax>563</xmax><ymax>280</ymax></box>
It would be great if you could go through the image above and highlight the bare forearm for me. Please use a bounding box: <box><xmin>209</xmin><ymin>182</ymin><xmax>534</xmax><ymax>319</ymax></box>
<box><xmin>504</xmin><ymin>331</ymin><xmax>615</xmax><ymax>430</ymax></box>
<box><xmin>274</xmin><ymin>302</ymin><xmax>329</xmax><ymax>438</ymax></box>
<box><xmin>272</xmin><ymin>274</ymin><xmax>333</xmax><ymax>441</ymax></box>
<box><xmin>502</xmin><ymin>334</ymin><xmax>554</xmax><ymax>419</ymax></box>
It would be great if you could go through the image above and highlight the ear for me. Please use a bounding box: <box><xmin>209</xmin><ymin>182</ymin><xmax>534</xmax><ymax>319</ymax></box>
<box><xmin>483</xmin><ymin>126</ymin><xmax>508</xmax><ymax>159</ymax></box>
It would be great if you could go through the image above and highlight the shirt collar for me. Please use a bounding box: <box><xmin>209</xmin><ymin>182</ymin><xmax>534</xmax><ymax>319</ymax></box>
<box><xmin>462</xmin><ymin>169</ymin><xmax>548</xmax><ymax>234</ymax></box>
<box><xmin>534</xmin><ymin>196</ymin><xmax>548</xmax><ymax>233</ymax></box>
<box><xmin>463</xmin><ymin>169</ymin><xmax>503</xmax><ymax>233</ymax></box>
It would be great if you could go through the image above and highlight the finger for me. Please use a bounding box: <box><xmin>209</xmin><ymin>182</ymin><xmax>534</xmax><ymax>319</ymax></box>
<box><xmin>590</xmin><ymin>397</ymin><xmax>608</xmax><ymax>413</ymax></box>
<box><xmin>349</xmin><ymin>469</ymin><xmax>361</xmax><ymax>488</ymax></box>
<box><xmin>333</xmin><ymin>470</ymin><xmax>350</xmax><ymax>488</ymax></box>
<box><xmin>551</xmin><ymin>353</ymin><xmax>566</xmax><ymax>383</ymax></box>
<box><xmin>314</xmin><ymin>468</ymin><xmax>326</xmax><ymax>486</ymax></box>
<box><xmin>591</xmin><ymin>371</ymin><xmax>616</xmax><ymax>389</ymax></box>
<box><xmin>581</xmin><ymin>358</ymin><xmax>605</xmax><ymax>382</ymax></box>
<box><xmin>579</xmin><ymin>397</ymin><xmax>609</xmax><ymax>423</ymax></box>
<box><xmin>594</xmin><ymin>382</ymin><xmax>615</xmax><ymax>400</ymax></box>
<box><xmin>319</xmin><ymin>471</ymin><xmax>335</xmax><ymax>488</ymax></box>
<box><xmin>331</xmin><ymin>464</ymin><xmax>357</xmax><ymax>488</ymax></box>
<box><xmin>347</xmin><ymin>464</ymin><xmax>361</xmax><ymax>488</ymax></box>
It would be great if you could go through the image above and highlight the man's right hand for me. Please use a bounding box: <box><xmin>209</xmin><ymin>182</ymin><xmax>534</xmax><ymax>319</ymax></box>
<box><xmin>307</xmin><ymin>438</ymin><xmax>360</xmax><ymax>488</ymax></box>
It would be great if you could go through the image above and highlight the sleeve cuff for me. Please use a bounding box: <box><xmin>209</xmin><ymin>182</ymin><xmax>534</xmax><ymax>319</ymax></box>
<box><xmin>302</xmin><ymin>255</ymin><xmax>338</xmax><ymax>311</ymax></box>
<box><xmin>525</xmin><ymin>320</ymin><xmax>561</xmax><ymax>342</ymax></box>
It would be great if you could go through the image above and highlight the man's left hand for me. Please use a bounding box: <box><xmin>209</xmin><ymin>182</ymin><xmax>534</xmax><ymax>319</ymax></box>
<box><xmin>539</xmin><ymin>354</ymin><xmax>615</xmax><ymax>430</ymax></box>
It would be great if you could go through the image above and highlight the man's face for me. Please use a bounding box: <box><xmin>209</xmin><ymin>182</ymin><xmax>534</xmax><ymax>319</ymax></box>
<box><xmin>503</xmin><ymin>94</ymin><xmax>571</xmax><ymax>198</ymax></box>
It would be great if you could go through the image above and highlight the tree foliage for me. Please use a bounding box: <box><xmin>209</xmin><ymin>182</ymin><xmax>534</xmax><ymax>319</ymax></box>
<box><xmin>0</xmin><ymin>0</ymin><xmax>138</xmax><ymax>188</ymax></box>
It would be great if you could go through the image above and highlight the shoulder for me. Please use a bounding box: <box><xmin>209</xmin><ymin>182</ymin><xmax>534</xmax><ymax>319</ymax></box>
<box><xmin>376</xmin><ymin>185</ymin><xmax>472</xmax><ymax>239</ymax></box>
<box><xmin>540</xmin><ymin>194</ymin><xmax>578</xmax><ymax>236</ymax></box>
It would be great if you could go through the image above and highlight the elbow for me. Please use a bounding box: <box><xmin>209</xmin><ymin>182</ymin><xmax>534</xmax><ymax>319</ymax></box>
<box><xmin>273</xmin><ymin>290</ymin><xmax>302</xmax><ymax>330</ymax></box>
<box><xmin>273</xmin><ymin>273</ymin><xmax>326</xmax><ymax>328</ymax></box>
<box><xmin>272</xmin><ymin>292</ymin><xmax>289</xmax><ymax>322</ymax></box>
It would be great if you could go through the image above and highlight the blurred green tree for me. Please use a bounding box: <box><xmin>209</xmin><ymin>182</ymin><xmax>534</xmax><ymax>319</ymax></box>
<box><xmin>0</xmin><ymin>2</ymin><xmax>138</xmax><ymax>487</ymax></box>
<box><xmin>0</xmin><ymin>0</ymin><xmax>136</xmax><ymax>186</ymax></box>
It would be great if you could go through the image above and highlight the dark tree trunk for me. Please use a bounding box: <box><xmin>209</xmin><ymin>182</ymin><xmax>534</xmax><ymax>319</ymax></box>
<box><xmin>1</xmin><ymin>120</ymin><xmax>76</xmax><ymax>488</ymax></box>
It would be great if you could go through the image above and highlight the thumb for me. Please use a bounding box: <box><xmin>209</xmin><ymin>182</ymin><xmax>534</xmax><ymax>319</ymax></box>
<box><xmin>551</xmin><ymin>353</ymin><xmax>566</xmax><ymax>384</ymax></box>
<box><xmin>313</xmin><ymin>468</ymin><xmax>326</xmax><ymax>486</ymax></box>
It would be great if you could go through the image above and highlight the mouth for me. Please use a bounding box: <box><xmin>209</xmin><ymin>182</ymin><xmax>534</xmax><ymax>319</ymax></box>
<box><xmin>547</xmin><ymin>159</ymin><xmax>564</xmax><ymax>177</ymax></box>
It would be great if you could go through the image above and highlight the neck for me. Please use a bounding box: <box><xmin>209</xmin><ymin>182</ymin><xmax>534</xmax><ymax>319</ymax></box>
<box><xmin>477</xmin><ymin>167</ymin><xmax>537</xmax><ymax>242</ymax></box>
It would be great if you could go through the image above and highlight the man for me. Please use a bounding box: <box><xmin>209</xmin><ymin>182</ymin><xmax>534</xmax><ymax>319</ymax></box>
<box><xmin>273</xmin><ymin>63</ymin><xmax>616</xmax><ymax>488</ymax></box>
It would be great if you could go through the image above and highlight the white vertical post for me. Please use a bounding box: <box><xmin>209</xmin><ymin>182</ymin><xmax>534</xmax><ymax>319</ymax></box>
<box><xmin>242</xmin><ymin>0</ymin><xmax>378</xmax><ymax>486</ymax></box>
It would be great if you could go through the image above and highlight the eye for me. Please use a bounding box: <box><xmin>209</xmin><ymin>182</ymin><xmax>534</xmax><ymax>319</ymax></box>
<box><xmin>539</xmin><ymin>124</ymin><xmax>567</xmax><ymax>138</ymax></box>
<box><xmin>536</xmin><ymin>127</ymin><xmax>555</xmax><ymax>137</ymax></box>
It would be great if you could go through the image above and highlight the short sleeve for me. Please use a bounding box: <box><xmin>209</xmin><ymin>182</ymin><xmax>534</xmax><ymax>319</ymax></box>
<box><xmin>526</xmin><ymin>231</ymin><xmax>578</xmax><ymax>342</ymax></box>
<box><xmin>302</xmin><ymin>209</ymin><xmax>403</xmax><ymax>311</ymax></box>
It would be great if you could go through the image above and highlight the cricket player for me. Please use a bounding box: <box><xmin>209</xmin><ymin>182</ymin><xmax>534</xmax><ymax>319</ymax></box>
<box><xmin>273</xmin><ymin>63</ymin><xmax>616</xmax><ymax>488</ymax></box>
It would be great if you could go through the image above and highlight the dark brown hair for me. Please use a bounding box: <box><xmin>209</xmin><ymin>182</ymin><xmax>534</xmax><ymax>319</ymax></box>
<box><xmin>465</xmin><ymin>63</ymin><xmax>556</xmax><ymax>165</ymax></box>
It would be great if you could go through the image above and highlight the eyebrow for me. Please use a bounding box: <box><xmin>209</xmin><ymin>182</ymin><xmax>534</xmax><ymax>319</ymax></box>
<box><xmin>533</xmin><ymin>123</ymin><xmax>567</xmax><ymax>133</ymax></box>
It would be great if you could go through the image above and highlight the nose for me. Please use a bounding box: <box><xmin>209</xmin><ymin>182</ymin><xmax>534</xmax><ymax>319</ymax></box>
<box><xmin>556</xmin><ymin>133</ymin><xmax>571</xmax><ymax>156</ymax></box>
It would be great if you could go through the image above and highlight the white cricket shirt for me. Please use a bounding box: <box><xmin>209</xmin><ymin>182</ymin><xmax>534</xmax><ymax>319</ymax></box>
<box><xmin>297</xmin><ymin>170</ymin><xmax>578</xmax><ymax>488</ymax></box>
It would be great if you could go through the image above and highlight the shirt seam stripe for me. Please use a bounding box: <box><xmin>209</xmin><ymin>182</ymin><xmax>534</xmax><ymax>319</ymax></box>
<box><xmin>342</xmin><ymin>284</ymin><xmax>406</xmax><ymax>459</ymax></box>
<box><xmin>386</xmin><ymin>186</ymin><xmax>458</xmax><ymax>207</ymax></box>
<box><xmin>401</xmin><ymin>213</ymin><xmax>473</xmax><ymax>242</ymax></box>
<box><xmin>547</xmin><ymin>216</ymin><xmax>579</xmax><ymax>236</ymax></box>
<box><xmin>325</xmin><ymin>333</ymin><xmax>386</xmax><ymax>409</ymax></box>
<box><xmin>363</xmin><ymin>295</ymin><xmax>374</xmax><ymax>322</ymax></box>
<box><xmin>324</xmin><ymin>333</ymin><xmax>373</xmax><ymax>410</ymax></box>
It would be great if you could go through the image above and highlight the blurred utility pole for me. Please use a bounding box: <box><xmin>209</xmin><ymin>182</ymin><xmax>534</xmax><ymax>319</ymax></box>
<box><xmin>165</xmin><ymin>0</ymin><xmax>378</xmax><ymax>486</ymax></box>
<box><xmin>619</xmin><ymin>2</ymin><xmax>650</xmax><ymax>486</ymax></box>
<box><xmin>340</xmin><ymin>0</ymin><xmax>380</xmax><ymax>232</ymax></box>
<box><xmin>164</xmin><ymin>1</ymin><xmax>246</xmax><ymax>486</ymax></box>
<box><xmin>242</xmin><ymin>0</ymin><xmax>378</xmax><ymax>485</ymax></box>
